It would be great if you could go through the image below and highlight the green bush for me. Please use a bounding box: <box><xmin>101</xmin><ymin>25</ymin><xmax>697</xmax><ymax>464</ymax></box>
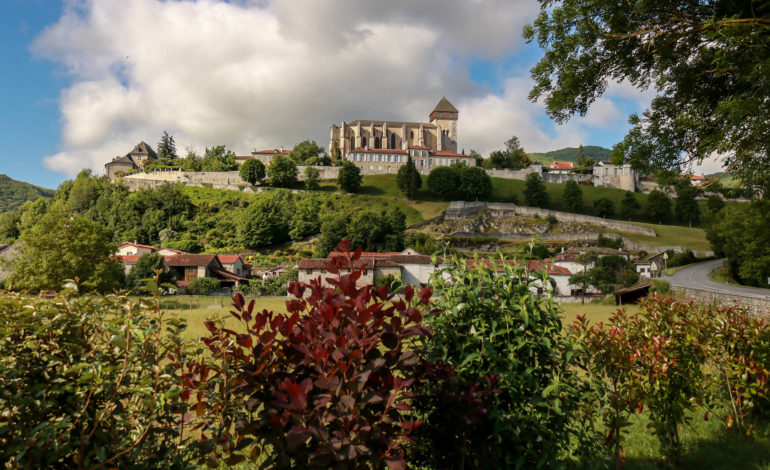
<box><xmin>0</xmin><ymin>287</ymin><xmax>197</xmax><ymax>468</ymax></box>
<box><xmin>411</xmin><ymin>255</ymin><xmax>601</xmax><ymax>467</ymax></box>
<box><xmin>185</xmin><ymin>277</ymin><xmax>221</xmax><ymax>295</ymax></box>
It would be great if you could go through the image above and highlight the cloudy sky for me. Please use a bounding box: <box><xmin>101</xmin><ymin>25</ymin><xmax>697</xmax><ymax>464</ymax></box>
<box><xmin>1</xmin><ymin>0</ymin><xmax>720</xmax><ymax>188</ymax></box>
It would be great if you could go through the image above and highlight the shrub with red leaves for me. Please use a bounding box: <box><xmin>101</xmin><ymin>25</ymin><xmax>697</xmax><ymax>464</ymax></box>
<box><xmin>182</xmin><ymin>241</ymin><xmax>433</xmax><ymax>469</ymax></box>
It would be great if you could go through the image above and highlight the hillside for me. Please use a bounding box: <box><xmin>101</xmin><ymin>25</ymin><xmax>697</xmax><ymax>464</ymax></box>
<box><xmin>0</xmin><ymin>174</ymin><xmax>54</xmax><ymax>212</ymax></box>
<box><xmin>529</xmin><ymin>145</ymin><xmax>611</xmax><ymax>165</ymax></box>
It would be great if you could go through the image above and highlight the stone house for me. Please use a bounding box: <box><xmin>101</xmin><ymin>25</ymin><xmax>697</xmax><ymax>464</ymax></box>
<box><xmin>116</xmin><ymin>241</ymin><xmax>158</xmax><ymax>257</ymax></box>
<box><xmin>545</xmin><ymin>161</ymin><xmax>575</xmax><ymax>174</ymax></box>
<box><xmin>236</xmin><ymin>148</ymin><xmax>291</xmax><ymax>167</ymax></box>
<box><xmin>217</xmin><ymin>255</ymin><xmax>251</xmax><ymax>278</ymax></box>
<box><xmin>591</xmin><ymin>160</ymin><xmax>638</xmax><ymax>192</ymax></box>
<box><xmin>346</xmin><ymin>146</ymin><xmax>475</xmax><ymax>176</ymax></box>
<box><xmin>105</xmin><ymin>142</ymin><xmax>158</xmax><ymax>178</ymax></box>
<box><xmin>164</xmin><ymin>254</ymin><xmax>247</xmax><ymax>290</ymax></box>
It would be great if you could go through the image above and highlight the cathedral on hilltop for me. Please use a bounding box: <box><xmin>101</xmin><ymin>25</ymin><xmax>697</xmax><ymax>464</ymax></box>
<box><xmin>329</xmin><ymin>97</ymin><xmax>459</xmax><ymax>158</ymax></box>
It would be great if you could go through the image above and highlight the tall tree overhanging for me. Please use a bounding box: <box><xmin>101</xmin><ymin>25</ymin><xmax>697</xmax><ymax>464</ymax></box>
<box><xmin>524</xmin><ymin>1</ymin><xmax>770</xmax><ymax>188</ymax></box>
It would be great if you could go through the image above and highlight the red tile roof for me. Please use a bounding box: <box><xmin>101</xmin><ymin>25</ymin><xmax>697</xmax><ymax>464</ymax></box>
<box><xmin>116</xmin><ymin>255</ymin><xmax>142</xmax><ymax>263</ymax></box>
<box><xmin>253</xmin><ymin>149</ymin><xmax>291</xmax><ymax>155</ymax></box>
<box><xmin>690</xmin><ymin>175</ymin><xmax>705</xmax><ymax>181</ymax></box>
<box><xmin>547</xmin><ymin>161</ymin><xmax>574</xmax><ymax>170</ymax></box>
<box><xmin>408</xmin><ymin>145</ymin><xmax>430</xmax><ymax>150</ymax></box>
<box><xmin>217</xmin><ymin>255</ymin><xmax>244</xmax><ymax>264</ymax></box>
<box><xmin>328</xmin><ymin>251</ymin><xmax>401</xmax><ymax>259</ymax></box>
<box><xmin>350</xmin><ymin>148</ymin><xmax>407</xmax><ymax>154</ymax></box>
<box><xmin>432</xmin><ymin>150</ymin><xmax>471</xmax><ymax>157</ymax></box>
<box><xmin>164</xmin><ymin>254</ymin><xmax>220</xmax><ymax>267</ymax></box>
<box><xmin>210</xmin><ymin>267</ymin><xmax>248</xmax><ymax>281</ymax></box>
<box><xmin>118</xmin><ymin>241</ymin><xmax>157</xmax><ymax>251</ymax></box>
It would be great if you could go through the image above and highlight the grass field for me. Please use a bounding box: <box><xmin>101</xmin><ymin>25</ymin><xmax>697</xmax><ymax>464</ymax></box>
<box><xmin>169</xmin><ymin>295</ymin><xmax>769</xmax><ymax>469</ymax></box>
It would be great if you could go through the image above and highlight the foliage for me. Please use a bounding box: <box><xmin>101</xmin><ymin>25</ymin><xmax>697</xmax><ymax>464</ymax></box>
<box><xmin>289</xmin><ymin>140</ymin><xmax>325</xmax><ymax>164</ymax></box>
<box><xmin>163</xmin><ymin>238</ymin><xmax>203</xmax><ymax>254</ymax></box>
<box><xmin>706</xmin><ymin>194</ymin><xmax>726</xmax><ymax>216</ymax></box>
<box><xmin>707</xmin><ymin>199</ymin><xmax>770</xmax><ymax>287</ymax></box>
<box><xmin>185</xmin><ymin>276</ymin><xmax>222</xmax><ymax>295</ymax></box>
<box><xmin>237</xmin><ymin>191</ymin><xmax>294</xmax><ymax>249</ymax></box>
<box><xmin>0</xmin><ymin>287</ymin><xmax>197</xmax><ymax>468</ymax></box>
<box><xmin>413</xmin><ymin>255</ymin><xmax>601</xmax><ymax>468</ymax></box>
<box><xmin>241</xmin><ymin>268</ymin><xmax>298</xmax><ymax>296</ymax></box>
<box><xmin>404</xmin><ymin>231</ymin><xmax>440</xmax><ymax>256</ymax></box>
<box><xmin>488</xmin><ymin>136</ymin><xmax>531</xmax><ymax>169</ymax></box>
<box><xmin>316</xmin><ymin>214</ymin><xmax>349</xmax><ymax>257</ymax></box>
<box><xmin>0</xmin><ymin>173</ymin><xmax>54</xmax><ymax>213</ymax></box>
<box><xmin>183</xmin><ymin>244</ymin><xmax>433</xmax><ymax>469</ymax></box>
<box><xmin>347</xmin><ymin>208</ymin><xmax>406</xmax><ymax>253</ymax></box>
<box><xmin>268</xmin><ymin>155</ymin><xmax>298</xmax><ymax>188</ymax></box>
<box><xmin>562</xmin><ymin>179</ymin><xmax>583</xmax><ymax>212</ymax></box>
<box><xmin>458</xmin><ymin>166</ymin><xmax>492</xmax><ymax>201</ymax></box>
<box><xmin>528</xmin><ymin>145</ymin><xmax>611</xmax><ymax>166</ymax></box>
<box><xmin>125</xmin><ymin>253</ymin><xmax>175</xmax><ymax>294</ymax></box>
<box><xmin>593</xmin><ymin>197</ymin><xmax>614</xmax><ymax>218</ymax></box>
<box><xmin>585</xmin><ymin>255</ymin><xmax>639</xmax><ymax>293</ymax></box>
<box><xmin>303</xmin><ymin>166</ymin><xmax>320</xmax><ymax>191</ymax></box>
<box><xmin>569</xmin><ymin>272</ymin><xmax>593</xmax><ymax>304</ymax></box>
<box><xmin>620</xmin><ymin>192</ymin><xmax>641</xmax><ymax>220</ymax></box>
<box><xmin>523</xmin><ymin>173</ymin><xmax>549</xmax><ymax>207</ymax></box>
<box><xmin>524</xmin><ymin>0</ymin><xmax>770</xmax><ymax>189</ymax></box>
<box><xmin>200</xmin><ymin>145</ymin><xmax>238</xmax><ymax>172</ymax></box>
<box><xmin>156</xmin><ymin>131</ymin><xmax>177</xmax><ymax>160</ymax></box>
<box><xmin>597</xmin><ymin>234</ymin><xmax>623</xmax><ymax>250</ymax></box>
<box><xmin>289</xmin><ymin>197</ymin><xmax>321</xmax><ymax>240</ymax></box>
<box><xmin>239</xmin><ymin>158</ymin><xmax>266</xmax><ymax>185</ymax></box>
<box><xmin>646</xmin><ymin>190</ymin><xmax>672</xmax><ymax>224</ymax></box>
<box><xmin>427</xmin><ymin>166</ymin><xmax>461</xmax><ymax>200</ymax></box>
<box><xmin>396</xmin><ymin>156</ymin><xmax>421</xmax><ymax>199</ymax></box>
<box><xmin>675</xmin><ymin>181</ymin><xmax>701</xmax><ymax>227</ymax></box>
<box><xmin>5</xmin><ymin>207</ymin><xmax>124</xmax><ymax>292</ymax></box>
<box><xmin>337</xmin><ymin>161</ymin><xmax>363</xmax><ymax>193</ymax></box>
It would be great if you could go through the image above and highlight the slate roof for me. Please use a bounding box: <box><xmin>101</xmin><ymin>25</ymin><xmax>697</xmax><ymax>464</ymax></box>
<box><xmin>129</xmin><ymin>141</ymin><xmax>157</xmax><ymax>159</ymax></box>
<box><xmin>432</xmin><ymin>97</ymin><xmax>458</xmax><ymax>114</ymax></box>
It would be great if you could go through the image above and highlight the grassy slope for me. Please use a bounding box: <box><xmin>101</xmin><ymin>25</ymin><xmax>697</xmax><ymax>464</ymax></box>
<box><xmin>528</xmin><ymin>145</ymin><xmax>611</xmax><ymax>165</ymax></box>
<box><xmin>360</xmin><ymin>174</ymin><xmax>713</xmax><ymax>251</ymax></box>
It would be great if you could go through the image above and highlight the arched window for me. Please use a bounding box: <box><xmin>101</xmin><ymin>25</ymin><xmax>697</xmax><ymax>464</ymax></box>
<box><xmin>390</xmin><ymin>134</ymin><xmax>396</xmax><ymax>149</ymax></box>
<box><xmin>362</xmin><ymin>137</ymin><xmax>367</xmax><ymax>148</ymax></box>
<box><xmin>374</xmin><ymin>137</ymin><xmax>380</xmax><ymax>149</ymax></box>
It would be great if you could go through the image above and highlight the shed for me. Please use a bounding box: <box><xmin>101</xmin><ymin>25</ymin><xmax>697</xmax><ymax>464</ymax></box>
<box><xmin>613</xmin><ymin>284</ymin><xmax>651</xmax><ymax>306</ymax></box>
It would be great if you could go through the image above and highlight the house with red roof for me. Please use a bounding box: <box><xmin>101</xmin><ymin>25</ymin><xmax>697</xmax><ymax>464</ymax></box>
<box><xmin>545</xmin><ymin>161</ymin><xmax>574</xmax><ymax>174</ymax></box>
<box><xmin>116</xmin><ymin>241</ymin><xmax>158</xmax><ymax>257</ymax></box>
<box><xmin>217</xmin><ymin>255</ymin><xmax>251</xmax><ymax>277</ymax></box>
<box><xmin>236</xmin><ymin>147</ymin><xmax>291</xmax><ymax>167</ymax></box>
<box><xmin>164</xmin><ymin>254</ymin><xmax>248</xmax><ymax>290</ymax></box>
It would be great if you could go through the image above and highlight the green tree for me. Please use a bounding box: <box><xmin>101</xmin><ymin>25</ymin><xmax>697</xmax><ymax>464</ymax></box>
<box><xmin>337</xmin><ymin>161</ymin><xmax>362</xmax><ymax>193</ymax></box>
<box><xmin>620</xmin><ymin>192</ymin><xmax>641</xmax><ymax>220</ymax></box>
<box><xmin>569</xmin><ymin>272</ymin><xmax>592</xmax><ymax>304</ymax></box>
<box><xmin>646</xmin><ymin>189</ymin><xmax>672</xmax><ymax>224</ymax></box>
<box><xmin>200</xmin><ymin>145</ymin><xmax>237</xmax><ymax>171</ymax></box>
<box><xmin>396</xmin><ymin>156</ymin><xmax>421</xmax><ymax>199</ymax></box>
<box><xmin>675</xmin><ymin>181</ymin><xmax>702</xmax><ymax>227</ymax></box>
<box><xmin>156</xmin><ymin>131</ymin><xmax>177</xmax><ymax>160</ymax></box>
<box><xmin>267</xmin><ymin>155</ymin><xmax>298</xmax><ymax>188</ymax></box>
<box><xmin>706</xmin><ymin>194</ymin><xmax>726</xmax><ymax>215</ymax></box>
<box><xmin>524</xmin><ymin>0</ymin><xmax>770</xmax><ymax>188</ymax></box>
<box><xmin>239</xmin><ymin>158</ymin><xmax>266</xmax><ymax>185</ymax></box>
<box><xmin>707</xmin><ymin>200</ymin><xmax>770</xmax><ymax>287</ymax></box>
<box><xmin>427</xmin><ymin>166</ymin><xmax>460</xmax><ymax>200</ymax></box>
<box><xmin>289</xmin><ymin>197</ymin><xmax>321</xmax><ymax>240</ymax></box>
<box><xmin>290</xmin><ymin>140</ymin><xmax>325</xmax><ymax>164</ymax></box>
<box><xmin>304</xmin><ymin>166</ymin><xmax>320</xmax><ymax>191</ymax></box>
<box><xmin>576</xmin><ymin>144</ymin><xmax>586</xmax><ymax>168</ymax></box>
<box><xmin>458</xmin><ymin>166</ymin><xmax>492</xmax><ymax>201</ymax></box>
<box><xmin>562</xmin><ymin>179</ymin><xmax>582</xmax><ymax>212</ymax></box>
<box><xmin>524</xmin><ymin>173</ymin><xmax>549</xmax><ymax>207</ymax></box>
<box><xmin>5</xmin><ymin>207</ymin><xmax>124</xmax><ymax>292</ymax></box>
<box><xmin>125</xmin><ymin>253</ymin><xmax>175</xmax><ymax>293</ymax></box>
<box><xmin>237</xmin><ymin>192</ymin><xmax>293</xmax><ymax>248</ymax></box>
<box><xmin>316</xmin><ymin>214</ymin><xmax>349</xmax><ymax>257</ymax></box>
<box><xmin>593</xmin><ymin>197</ymin><xmax>614</xmax><ymax>218</ymax></box>
<box><xmin>586</xmin><ymin>255</ymin><xmax>640</xmax><ymax>293</ymax></box>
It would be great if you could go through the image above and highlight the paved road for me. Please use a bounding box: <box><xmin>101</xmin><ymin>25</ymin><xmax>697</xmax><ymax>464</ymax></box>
<box><xmin>661</xmin><ymin>259</ymin><xmax>770</xmax><ymax>298</ymax></box>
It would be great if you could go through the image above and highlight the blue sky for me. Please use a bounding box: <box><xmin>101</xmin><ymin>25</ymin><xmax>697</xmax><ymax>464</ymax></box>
<box><xmin>1</xmin><ymin>0</ymin><xmax>658</xmax><ymax>190</ymax></box>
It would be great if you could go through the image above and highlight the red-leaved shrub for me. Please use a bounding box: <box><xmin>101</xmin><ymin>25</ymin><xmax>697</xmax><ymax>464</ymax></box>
<box><xmin>182</xmin><ymin>241</ymin><xmax>433</xmax><ymax>469</ymax></box>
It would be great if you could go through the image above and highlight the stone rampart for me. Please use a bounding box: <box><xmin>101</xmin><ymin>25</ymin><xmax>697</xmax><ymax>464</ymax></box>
<box><xmin>484</xmin><ymin>167</ymin><xmax>539</xmax><ymax>180</ymax></box>
<box><xmin>671</xmin><ymin>286</ymin><xmax>770</xmax><ymax>318</ymax></box>
<box><xmin>120</xmin><ymin>166</ymin><xmax>340</xmax><ymax>192</ymax></box>
<box><xmin>444</xmin><ymin>201</ymin><xmax>657</xmax><ymax>237</ymax></box>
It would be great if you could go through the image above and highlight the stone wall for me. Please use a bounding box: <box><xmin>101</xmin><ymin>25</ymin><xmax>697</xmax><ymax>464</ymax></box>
<box><xmin>671</xmin><ymin>286</ymin><xmax>770</xmax><ymax>318</ymax></box>
<box><xmin>543</xmin><ymin>173</ymin><xmax>593</xmax><ymax>185</ymax></box>
<box><xmin>119</xmin><ymin>166</ymin><xmax>340</xmax><ymax>192</ymax></box>
<box><xmin>484</xmin><ymin>167</ymin><xmax>540</xmax><ymax>180</ymax></box>
<box><xmin>444</xmin><ymin>201</ymin><xmax>657</xmax><ymax>237</ymax></box>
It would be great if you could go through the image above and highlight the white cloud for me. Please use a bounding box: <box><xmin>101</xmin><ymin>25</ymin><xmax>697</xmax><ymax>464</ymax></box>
<box><xmin>34</xmin><ymin>0</ymin><xmax>640</xmax><ymax>175</ymax></box>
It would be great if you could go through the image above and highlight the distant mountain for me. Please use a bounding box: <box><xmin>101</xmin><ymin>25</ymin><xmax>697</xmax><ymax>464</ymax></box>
<box><xmin>0</xmin><ymin>175</ymin><xmax>55</xmax><ymax>213</ymax></box>
<box><xmin>529</xmin><ymin>146</ymin><xmax>611</xmax><ymax>165</ymax></box>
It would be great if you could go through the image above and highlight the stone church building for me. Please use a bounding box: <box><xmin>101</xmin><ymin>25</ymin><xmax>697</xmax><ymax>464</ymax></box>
<box><xmin>329</xmin><ymin>97</ymin><xmax>459</xmax><ymax>158</ymax></box>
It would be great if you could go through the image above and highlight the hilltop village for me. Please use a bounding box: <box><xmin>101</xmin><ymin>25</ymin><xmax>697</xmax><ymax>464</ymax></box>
<box><xmin>86</xmin><ymin>97</ymin><xmax>732</xmax><ymax>300</ymax></box>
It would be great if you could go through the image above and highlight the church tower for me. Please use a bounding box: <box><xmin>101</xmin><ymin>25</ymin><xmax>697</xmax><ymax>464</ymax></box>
<box><xmin>429</xmin><ymin>97</ymin><xmax>458</xmax><ymax>153</ymax></box>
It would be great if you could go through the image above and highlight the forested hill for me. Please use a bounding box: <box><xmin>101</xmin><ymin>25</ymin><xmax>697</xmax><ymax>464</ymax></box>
<box><xmin>529</xmin><ymin>146</ymin><xmax>611</xmax><ymax>165</ymax></box>
<box><xmin>0</xmin><ymin>174</ymin><xmax>55</xmax><ymax>213</ymax></box>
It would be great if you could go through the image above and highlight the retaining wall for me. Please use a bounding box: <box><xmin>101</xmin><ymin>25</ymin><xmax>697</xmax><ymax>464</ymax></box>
<box><xmin>671</xmin><ymin>286</ymin><xmax>770</xmax><ymax>318</ymax></box>
<box><xmin>444</xmin><ymin>201</ymin><xmax>657</xmax><ymax>237</ymax></box>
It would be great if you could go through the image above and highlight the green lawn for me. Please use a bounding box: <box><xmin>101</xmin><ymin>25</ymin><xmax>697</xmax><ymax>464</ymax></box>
<box><xmin>622</xmin><ymin>222</ymin><xmax>711</xmax><ymax>252</ymax></box>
